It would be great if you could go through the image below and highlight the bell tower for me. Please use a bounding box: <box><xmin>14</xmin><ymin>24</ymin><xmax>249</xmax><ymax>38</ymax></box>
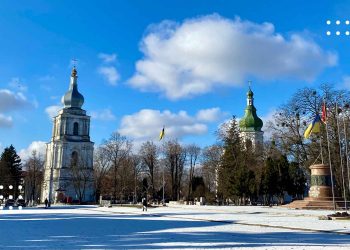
<box><xmin>239</xmin><ymin>86</ymin><xmax>264</xmax><ymax>152</ymax></box>
<box><xmin>41</xmin><ymin>67</ymin><xmax>94</xmax><ymax>203</ymax></box>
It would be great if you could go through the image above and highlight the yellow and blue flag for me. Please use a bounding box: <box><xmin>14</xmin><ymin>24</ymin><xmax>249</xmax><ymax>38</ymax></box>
<box><xmin>304</xmin><ymin>114</ymin><xmax>321</xmax><ymax>139</ymax></box>
<box><xmin>159</xmin><ymin>127</ymin><xmax>165</xmax><ymax>140</ymax></box>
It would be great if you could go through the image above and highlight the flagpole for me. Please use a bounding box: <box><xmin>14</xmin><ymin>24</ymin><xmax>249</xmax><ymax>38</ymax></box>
<box><xmin>159</xmin><ymin>126</ymin><xmax>165</xmax><ymax>205</ymax></box>
<box><xmin>343</xmin><ymin>108</ymin><xmax>350</xmax><ymax>205</ymax></box>
<box><xmin>319</xmin><ymin>136</ymin><xmax>324</xmax><ymax>164</ymax></box>
<box><xmin>325</xmin><ymin>101</ymin><xmax>336</xmax><ymax>212</ymax></box>
<box><xmin>162</xmin><ymin>163</ymin><xmax>165</xmax><ymax>205</ymax></box>
<box><xmin>336</xmin><ymin>103</ymin><xmax>348</xmax><ymax>210</ymax></box>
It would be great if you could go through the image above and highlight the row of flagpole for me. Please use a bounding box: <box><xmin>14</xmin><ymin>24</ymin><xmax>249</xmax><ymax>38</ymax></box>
<box><xmin>305</xmin><ymin>100</ymin><xmax>350</xmax><ymax>211</ymax></box>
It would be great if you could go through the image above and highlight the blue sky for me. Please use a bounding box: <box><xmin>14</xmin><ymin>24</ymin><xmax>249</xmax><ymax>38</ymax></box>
<box><xmin>0</xmin><ymin>0</ymin><xmax>349</xmax><ymax>159</ymax></box>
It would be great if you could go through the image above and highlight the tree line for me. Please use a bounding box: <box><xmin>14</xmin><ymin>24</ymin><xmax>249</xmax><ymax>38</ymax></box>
<box><xmin>1</xmin><ymin>84</ymin><xmax>349</xmax><ymax>205</ymax></box>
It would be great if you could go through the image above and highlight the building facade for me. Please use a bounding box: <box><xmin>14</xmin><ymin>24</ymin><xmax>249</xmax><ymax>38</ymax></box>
<box><xmin>239</xmin><ymin>87</ymin><xmax>264</xmax><ymax>151</ymax></box>
<box><xmin>41</xmin><ymin>68</ymin><xmax>94</xmax><ymax>203</ymax></box>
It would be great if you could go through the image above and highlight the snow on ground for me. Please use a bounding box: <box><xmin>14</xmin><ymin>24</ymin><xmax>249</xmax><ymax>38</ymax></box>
<box><xmin>0</xmin><ymin>205</ymin><xmax>349</xmax><ymax>249</ymax></box>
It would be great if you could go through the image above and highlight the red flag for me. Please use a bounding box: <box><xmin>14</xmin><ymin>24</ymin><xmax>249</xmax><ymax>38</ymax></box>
<box><xmin>321</xmin><ymin>102</ymin><xmax>327</xmax><ymax>123</ymax></box>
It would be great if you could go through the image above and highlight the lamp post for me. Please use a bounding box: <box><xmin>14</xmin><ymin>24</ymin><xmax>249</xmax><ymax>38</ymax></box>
<box><xmin>9</xmin><ymin>185</ymin><xmax>13</xmax><ymax>200</ymax></box>
<box><xmin>0</xmin><ymin>185</ymin><xmax>3</xmax><ymax>209</ymax></box>
<box><xmin>18</xmin><ymin>185</ymin><xmax>23</xmax><ymax>200</ymax></box>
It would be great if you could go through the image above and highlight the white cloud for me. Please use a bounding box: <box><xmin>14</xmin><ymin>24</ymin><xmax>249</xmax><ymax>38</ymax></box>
<box><xmin>0</xmin><ymin>89</ymin><xmax>33</xmax><ymax>127</ymax></box>
<box><xmin>0</xmin><ymin>89</ymin><xmax>29</xmax><ymax>112</ymax></box>
<box><xmin>129</xmin><ymin>14</ymin><xmax>337</xmax><ymax>100</ymax></box>
<box><xmin>98</xmin><ymin>66</ymin><xmax>120</xmax><ymax>86</ymax></box>
<box><xmin>118</xmin><ymin>108</ymin><xmax>224</xmax><ymax>142</ymax></box>
<box><xmin>98</xmin><ymin>53</ymin><xmax>117</xmax><ymax>63</ymax></box>
<box><xmin>0</xmin><ymin>114</ymin><xmax>13</xmax><ymax>128</ymax></box>
<box><xmin>196</xmin><ymin>107</ymin><xmax>226</xmax><ymax>122</ymax></box>
<box><xmin>19</xmin><ymin>141</ymin><xmax>46</xmax><ymax>162</ymax></box>
<box><xmin>45</xmin><ymin>105</ymin><xmax>62</xmax><ymax>119</ymax></box>
<box><xmin>90</xmin><ymin>109</ymin><xmax>116</xmax><ymax>121</ymax></box>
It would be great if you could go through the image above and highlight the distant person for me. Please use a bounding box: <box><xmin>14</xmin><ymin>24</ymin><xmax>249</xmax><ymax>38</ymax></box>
<box><xmin>44</xmin><ymin>198</ymin><xmax>48</xmax><ymax>208</ymax></box>
<box><xmin>142</xmin><ymin>198</ymin><xmax>147</xmax><ymax>212</ymax></box>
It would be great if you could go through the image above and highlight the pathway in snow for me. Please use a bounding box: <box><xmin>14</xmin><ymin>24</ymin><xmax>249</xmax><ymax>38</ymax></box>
<box><xmin>0</xmin><ymin>205</ymin><xmax>349</xmax><ymax>249</ymax></box>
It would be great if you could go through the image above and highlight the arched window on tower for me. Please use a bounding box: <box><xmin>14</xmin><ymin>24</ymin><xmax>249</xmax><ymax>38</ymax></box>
<box><xmin>71</xmin><ymin>151</ymin><xmax>78</xmax><ymax>167</ymax></box>
<box><xmin>245</xmin><ymin>138</ymin><xmax>253</xmax><ymax>151</ymax></box>
<box><xmin>73</xmin><ymin>122</ymin><xmax>79</xmax><ymax>135</ymax></box>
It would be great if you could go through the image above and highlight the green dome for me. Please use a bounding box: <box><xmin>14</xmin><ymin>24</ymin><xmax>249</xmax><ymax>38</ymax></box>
<box><xmin>239</xmin><ymin>88</ymin><xmax>263</xmax><ymax>132</ymax></box>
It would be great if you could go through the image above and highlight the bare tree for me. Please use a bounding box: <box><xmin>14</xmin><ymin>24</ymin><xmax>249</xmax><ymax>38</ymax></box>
<box><xmin>163</xmin><ymin>140</ymin><xmax>187</xmax><ymax>201</ymax></box>
<box><xmin>128</xmin><ymin>154</ymin><xmax>142</xmax><ymax>203</ymax></box>
<box><xmin>269</xmin><ymin>84</ymin><xmax>350</xmax><ymax>197</ymax></box>
<box><xmin>70</xmin><ymin>154</ymin><xmax>93</xmax><ymax>203</ymax></box>
<box><xmin>24</xmin><ymin>150</ymin><xmax>44</xmax><ymax>205</ymax></box>
<box><xmin>201</xmin><ymin>145</ymin><xmax>222</xmax><ymax>195</ymax></box>
<box><xmin>139</xmin><ymin>141</ymin><xmax>158</xmax><ymax>200</ymax></box>
<box><xmin>93</xmin><ymin>146</ymin><xmax>112</xmax><ymax>202</ymax></box>
<box><xmin>186</xmin><ymin>144</ymin><xmax>201</xmax><ymax>201</ymax></box>
<box><xmin>103</xmin><ymin>132</ymin><xmax>132</xmax><ymax>203</ymax></box>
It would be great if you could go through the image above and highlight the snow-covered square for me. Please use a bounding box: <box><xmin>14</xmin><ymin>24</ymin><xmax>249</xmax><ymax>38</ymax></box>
<box><xmin>1</xmin><ymin>205</ymin><xmax>349</xmax><ymax>249</ymax></box>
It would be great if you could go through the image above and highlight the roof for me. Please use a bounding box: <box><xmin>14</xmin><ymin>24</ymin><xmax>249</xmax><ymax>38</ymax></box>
<box><xmin>239</xmin><ymin>87</ymin><xmax>263</xmax><ymax>132</ymax></box>
<box><xmin>62</xmin><ymin>67</ymin><xmax>84</xmax><ymax>109</ymax></box>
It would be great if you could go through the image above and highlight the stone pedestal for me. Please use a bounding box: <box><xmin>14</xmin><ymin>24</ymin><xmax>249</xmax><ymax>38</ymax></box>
<box><xmin>286</xmin><ymin>164</ymin><xmax>346</xmax><ymax>210</ymax></box>
<box><xmin>308</xmin><ymin>164</ymin><xmax>332</xmax><ymax>199</ymax></box>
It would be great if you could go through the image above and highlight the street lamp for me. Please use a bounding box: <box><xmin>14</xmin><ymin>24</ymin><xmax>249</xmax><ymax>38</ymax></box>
<box><xmin>0</xmin><ymin>185</ymin><xmax>3</xmax><ymax>209</ymax></box>
<box><xmin>0</xmin><ymin>185</ymin><xmax>4</xmax><ymax>209</ymax></box>
<box><xmin>9</xmin><ymin>185</ymin><xmax>13</xmax><ymax>200</ymax></box>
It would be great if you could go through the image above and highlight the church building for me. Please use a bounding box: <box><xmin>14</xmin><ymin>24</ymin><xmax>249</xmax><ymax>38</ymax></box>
<box><xmin>41</xmin><ymin>67</ymin><xmax>94</xmax><ymax>203</ymax></box>
<box><xmin>239</xmin><ymin>86</ymin><xmax>264</xmax><ymax>151</ymax></box>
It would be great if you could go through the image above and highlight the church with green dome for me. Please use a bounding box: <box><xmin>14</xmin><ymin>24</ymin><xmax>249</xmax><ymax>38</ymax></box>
<box><xmin>239</xmin><ymin>86</ymin><xmax>264</xmax><ymax>151</ymax></box>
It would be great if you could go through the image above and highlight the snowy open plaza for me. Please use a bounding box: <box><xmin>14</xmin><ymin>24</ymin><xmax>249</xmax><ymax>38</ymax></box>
<box><xmin>0</xmin><ymin>205</ymin><xmax>349</xmax><ymax>249</ymax></box>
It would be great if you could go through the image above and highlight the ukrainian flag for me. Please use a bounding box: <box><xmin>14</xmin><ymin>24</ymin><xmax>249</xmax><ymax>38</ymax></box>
<box><xmin>304</xmin><ymin>114</ymin><xmax>321</xmax><ymax>139</ymax></box>
<box><xmin>159</xmin><ymin>127</ymin><xmax>165</xmax><ymax>140</ymax></box>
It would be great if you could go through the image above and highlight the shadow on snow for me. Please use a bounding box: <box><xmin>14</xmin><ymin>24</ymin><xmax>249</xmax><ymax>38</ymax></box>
<box><xmin>0</xmin><ymin>210</ymin><xmax>349</xmax><ymax>249</ymax></box>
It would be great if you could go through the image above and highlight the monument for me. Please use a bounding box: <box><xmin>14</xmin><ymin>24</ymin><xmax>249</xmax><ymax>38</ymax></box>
<box><xmin>286</xmin><ymin>163</ymin><xmax>346</xmax><ymax>209</ymax></box>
